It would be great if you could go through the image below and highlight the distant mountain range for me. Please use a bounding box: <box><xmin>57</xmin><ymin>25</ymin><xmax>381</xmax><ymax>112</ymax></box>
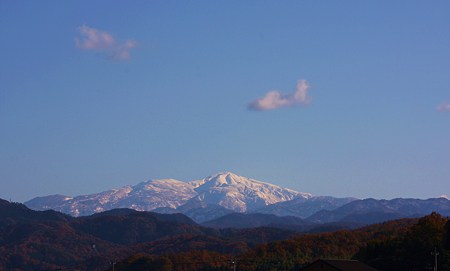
<box><xmin>200</xmin><ymin>197</ymin><xmax>450</xmax><ymax>230</ymax></box>
<box><xmin>24</xmin><ymin>172</ymin><xmax>450</xmax><ymax>225</ymax></box>
<box><xmin>2</xmin><ymin>198</ymin><xmax>446</xmax><ymax>270</ymax></box>
<box><xmin>25</xmin><ymin>172</ymin><xmax>312</xmax><ymax>219</ymax></box>
<box><xmin>306</xmin><ymin>197</ymin><xmax>450</xmax><ymax>225</ymax></box>
<box><xmin>201</xmin><ymin>213</ymin><xmax>312</xmax><ymax>230</ymax></box>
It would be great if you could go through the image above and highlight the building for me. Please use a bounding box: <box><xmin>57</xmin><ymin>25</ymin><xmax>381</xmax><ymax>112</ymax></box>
<box><xmin>301</xmin><ymin>259</ymin><xmax>379</xmax><ymax>271</ymax></box>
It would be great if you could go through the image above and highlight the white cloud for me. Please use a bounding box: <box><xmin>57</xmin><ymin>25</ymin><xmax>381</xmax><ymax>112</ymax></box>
<box><xmin>248</xmin><ymin>79</ymin><xmax>311</xmax><ymax>111</ymax></box>
<box><xmin>75</xmin><ymin>25</ymin><xmax>115</xmax><ymax>50</ymax></box>
<box><xmin>75</xmin><ymin>25</ymin><xmax>137</xmax><ymax>60</ymax></box>
<box><xmin>437</xmin><ymin>102</ymin><xmax>450</xmax><ymax>112</ymax></box>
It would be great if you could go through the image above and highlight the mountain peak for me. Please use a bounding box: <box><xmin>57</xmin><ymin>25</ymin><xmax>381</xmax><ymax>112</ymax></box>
<box><xmin>215</xmin><ymin>171</ymin><xmax>237</xmax><ymax>176</ymax></box>
<box><xmin>191</xmin><ymin>171</ymin><xmax>275</xmax><ymax>187</ymax></box>
<box><xmin>24</xmin><ymin>172</ymin><xmax>312</xmax><ymax>217</ymax></box>
<box><xmin>205</xmin><ymin>171</ymin><xmax>243</xmax><ymax>178</ymax></box>
<box><xmin>207</xmin><ymin>171</ymin><xmax>253</xmax><ymax>185</ymax></box>
<box><xmin>189</xmin><ymin>172</ymin><xmax>310</xmax><ymax>212</ymax></box>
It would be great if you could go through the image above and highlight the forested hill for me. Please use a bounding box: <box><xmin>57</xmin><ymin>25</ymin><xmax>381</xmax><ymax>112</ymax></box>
<box><xmin>1</xmin><ymin>199</ymin><xmax>449</xmax><ymax>271</ymax></box>
<box><xmin>0</xmin><ymin>199</ymin><xmax>294</xmax><ymax>270</ymax></box>
<box><xmin>112</xmin><ymin>213</ymin><xmax>450</xmax><ymax>271</ymax></box>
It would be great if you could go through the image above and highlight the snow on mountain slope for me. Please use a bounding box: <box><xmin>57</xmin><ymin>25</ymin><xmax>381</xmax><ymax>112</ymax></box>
<box><xmin>24</xmin><ymin>194</ymin><xmax>73</xmax><ymax>211</ymax></box>
<box><xmin>26</xmin><ymin>179</ymin><xmax>197</xmax><ymax>216</ymax></box>
<box><xmin>24</xmin><ymin>172</ymin><xmax>312</xmax><ymax>217</ymax></box>
<box><xmin>121</xmin><ymin>179</ymin><xmax>198</xmax><ymax>210</ymax></box>
<box><xmin>189</xmin><ymin>172</ymin><xmax>311</xmax><ymax>212</ymax></box>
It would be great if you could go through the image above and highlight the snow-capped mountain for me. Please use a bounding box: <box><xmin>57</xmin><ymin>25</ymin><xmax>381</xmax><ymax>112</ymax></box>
<box><xmin>26</xmin><ymin>178</ymin><xmax>197</xmax><ymax>216</ymax></box>
<box><xmin>189</xmin><ymin>172</ymin><xmax>311</xmax><ymax>212</ymax></box>
<box><xmin>23</xmin><ymin>172</ymin><xmax>450</xmax><ymax>225</ymax></box>
<box><xmin>25</xmin><ymin>172</ymin><xmax>310</xmax><ymax>217</ymax></box>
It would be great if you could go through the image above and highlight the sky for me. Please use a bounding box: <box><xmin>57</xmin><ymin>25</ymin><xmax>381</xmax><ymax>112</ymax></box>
<box><xmin>1</xmin><ymin>1</ymin><xmax>450</xmax><ymax>202</ymax></box>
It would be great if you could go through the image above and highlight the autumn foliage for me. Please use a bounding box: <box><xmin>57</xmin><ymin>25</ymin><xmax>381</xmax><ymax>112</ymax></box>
<box><xmin>1</xmin><ymin>198</ymin><xmax>449</xmax><ymax>271</ymax></box>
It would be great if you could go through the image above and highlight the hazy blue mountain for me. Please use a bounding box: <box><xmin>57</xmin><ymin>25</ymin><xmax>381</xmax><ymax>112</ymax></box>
<box><xmin>306</xmin><ymin>197</ymin><xmax>450</xmax><ymax>224</ymax></box>
<box><xmin>201</xmin><ymin>212</ymin><xmax>313</xmax><ymax>231</ymax></box>
<box><xmin>255</xmin><ymin>196</ymin><xmax>357</xmax><ymax>218</ymax></box>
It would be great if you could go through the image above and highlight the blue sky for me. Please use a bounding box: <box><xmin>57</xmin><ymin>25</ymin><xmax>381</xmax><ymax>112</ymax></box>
<box><xmin>1</xmin><ymin>1</ymin><xmax>450</xmax><ymax>202</ymax></box>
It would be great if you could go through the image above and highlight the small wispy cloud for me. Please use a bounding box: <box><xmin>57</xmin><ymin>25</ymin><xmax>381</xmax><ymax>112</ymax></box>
<box><xmin>75</xmin><ymin>25</ymin><xmax>137</xmax><ymax>60</ymax></box>
<box><xmin>75</xmin><ymin>25</ymin><xmax>115</xmax><ymax>50</ymax></box>
<box><xmin>248</xmin><ymin>79</ymin><xmax>312</xmax><ymax>111</ymax></box>
<box><xmin>437</xmin><ymin>102</ymin><xmax>450</xmax><ymax>112</ymax></box>
<box><xmin>112</xmin><ymin>40</ymin><xmax>138</xmax><ymax>60</ymax></box>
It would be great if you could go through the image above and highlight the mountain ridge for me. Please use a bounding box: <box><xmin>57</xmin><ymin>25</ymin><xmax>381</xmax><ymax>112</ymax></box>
<box><xmin>24</xmin><ymin>172</ymin><xmax>450</xmax><ymax>225</ymax></box>
<box><xmin>306</xmin><ymin>197</ymin><xmax>450</xmax><ymax>224</ymax></box>
<box><xmin>25</xmin><ymin>172</ymin><xmax>312</xmax><ymax>218</ymax></box>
